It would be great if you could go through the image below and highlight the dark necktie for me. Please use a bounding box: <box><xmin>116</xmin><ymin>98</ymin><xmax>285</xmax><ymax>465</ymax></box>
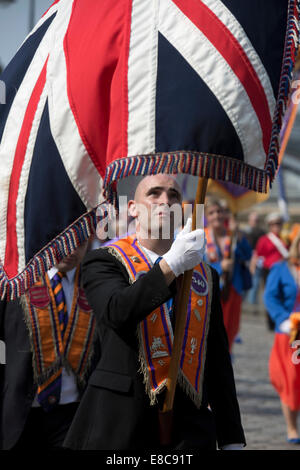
<box><xmin>51</xmin><ymin>271</ymin><xmax>68</xmax><ymax>338</ymax></box>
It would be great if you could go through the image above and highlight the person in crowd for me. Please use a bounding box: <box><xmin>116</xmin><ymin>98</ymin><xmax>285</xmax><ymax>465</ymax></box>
<box><xmin>0</xmin><ymin>241</ymin><xmax>100</xmax><ymax>450</ymax></box>
<box><xmin>204</xmin><ymin>197</ymin><xmax>252</xmax><ymax>353</ymax></box>
<box><xmin>244</xmin><ymin>212</ymin><xmax>266</xmax><ymax>311</ymax></box>
<box><xmin>64</xmin><ymin>173</ymin><xmax>246</xmax><ymax>451</ymax></box>
<box><xmin>244</xmin><ymin>211</ymin><xmax>266</xmax><ymax>250</ymax></box>
<box><xmin>264</xmin><ymin>232</ymin><xmax>300</xmax><ymax>444</ymax></box>
<box><xmin>253</xmin><ymin>212</ymin><xmax>289</xmax><ymax>330</ymax></box>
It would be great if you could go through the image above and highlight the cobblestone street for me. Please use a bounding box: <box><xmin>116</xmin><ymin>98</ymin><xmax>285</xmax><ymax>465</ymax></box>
<box><xmin>232</xmin><ymin>305</ymin><xmax>300</xmax><ymax>451</ymax></box>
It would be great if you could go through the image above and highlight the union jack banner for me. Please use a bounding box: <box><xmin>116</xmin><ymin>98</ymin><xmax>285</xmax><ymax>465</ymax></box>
<box><xmin>205</xmin><ymin>69</ymin><xmax>300</xmax><ymax>215</ymax></box>
<box><xmin>0</xmin><ymin>0</ymin><xmax>299</xmax><ymax>299</ymax></box>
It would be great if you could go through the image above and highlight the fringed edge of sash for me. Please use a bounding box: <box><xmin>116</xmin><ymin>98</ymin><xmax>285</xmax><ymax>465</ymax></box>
<box><xmin>20</xmin><ymin>294</ymin><xmax>63</xmax><ymax>386</ymax></box>
<box><xmin>177</xmin><ymin>262</ymin><xmax>213</xmax><ymax>409</ymax></box>
<box><xmin>0</xmin><ymin>206</ymin><xmax>100</xmax><ymax>301</ymax></box>
<box><xmin>75</xmin><ymin>339</ymin><xmax>97</xmax><ymax>391</ymax></box>
<box><xmin>65</xmin><ymin>315</ymin><xmax>98</xmax><ymax>391</ymax></box>
<box><xmin>137</xmin><ymin>340</ymin><xmax>167</xmax><ymax>406</ymax></box>
<box><xmin>62</xmin><ymin>345</ymin><xmax>96</xmax><ymax>391</ymax></box>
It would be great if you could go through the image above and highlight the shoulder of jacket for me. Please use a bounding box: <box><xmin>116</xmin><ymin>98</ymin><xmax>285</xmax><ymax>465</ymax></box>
<box><xmin>83</xmin><ymin>246</ymin><xmax>123</xmax><ymax>266</ymax></box>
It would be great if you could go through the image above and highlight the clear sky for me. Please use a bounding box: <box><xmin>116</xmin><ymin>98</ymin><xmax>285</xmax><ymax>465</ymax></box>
<box><xmin>0</xmin><ymin>0</ymin><xmax>52</xmax><ymax>68</ymax></box>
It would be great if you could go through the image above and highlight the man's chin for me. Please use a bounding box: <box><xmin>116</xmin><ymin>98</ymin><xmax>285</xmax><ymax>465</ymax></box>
<box><xmin>57</xmin><ymin>260</ymin><xmax>77</xmax><ymax>272</ymax></box>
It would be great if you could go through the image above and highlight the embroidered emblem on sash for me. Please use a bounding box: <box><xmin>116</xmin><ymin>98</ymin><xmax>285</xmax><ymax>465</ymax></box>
<box><xmin>29</xmin><ymin>286</ymin><xmax>50</xmax><ymax>308</ymax></box>
<box><xmin>150</xmin><ymin>337</ymin><xmax>168</xmax><ymax>358</ymax></box>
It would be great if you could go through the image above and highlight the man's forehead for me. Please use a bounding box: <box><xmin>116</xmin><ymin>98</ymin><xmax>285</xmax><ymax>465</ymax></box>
<box><xmin>136</xmin><ymin>174</ymin><xmax>181</xmax><ymax>195</ymax></box>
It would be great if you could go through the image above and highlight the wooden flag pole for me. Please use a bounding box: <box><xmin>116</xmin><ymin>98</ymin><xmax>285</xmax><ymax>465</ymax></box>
<box><xmin>159</xmin><ymin>176</ymin><xmax>208</xmax><ymax>446</ymax></box>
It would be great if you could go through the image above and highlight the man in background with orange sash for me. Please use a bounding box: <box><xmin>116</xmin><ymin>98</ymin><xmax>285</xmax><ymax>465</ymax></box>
<box><xmin>0</xmin><ymin>241</ymin><xmax>100</xmax><ymax>450</ymax></box>
<box><xmin>204</xmin><ymin>197</ymin><xmax>252</xmax><ymax>352</ymax></box>
<box><xmin>64</xmin><ymin>173</ymin><xmax>245</xmax><ymax>451</ymax></box>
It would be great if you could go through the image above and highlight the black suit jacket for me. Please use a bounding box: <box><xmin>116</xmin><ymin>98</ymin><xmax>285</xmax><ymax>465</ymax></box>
<box><xmin>0</xmin><ymin>294</ymin><xmax>100</xmax><ymax>450</ymax></box>
<box><xmin>64</xmin><ymin>247</ymin><xmax>246</xmax><ymax>450</ymax></box>
<box><xmin>0</xmin><ymin>299</ymin><xmax>36</xmax><ymax>449</ymax></box>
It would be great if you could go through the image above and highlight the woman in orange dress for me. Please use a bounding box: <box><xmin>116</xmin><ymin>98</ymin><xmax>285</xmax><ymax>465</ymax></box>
<box><xmin>264</xmin><ymin>232</ymin><xmax>300</xmax><ymax>444</ymax></box>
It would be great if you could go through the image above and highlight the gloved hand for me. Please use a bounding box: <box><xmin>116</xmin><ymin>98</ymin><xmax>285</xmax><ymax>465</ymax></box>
<box><xmin>163</xmin><ymin>218</ymin><xmax>206</xmax><ymax>277</ymax></box>
<box><xmin>279</xmin><ymin>319</ymin><xmax>291</xmax><ymax>335</ymax></box>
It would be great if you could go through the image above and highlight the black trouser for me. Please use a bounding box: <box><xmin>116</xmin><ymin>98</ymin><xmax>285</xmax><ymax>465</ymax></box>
<box><xmin>12</xmin><ymin>403</ymin><xmax>79</xmax><ymax>450</ymax></box>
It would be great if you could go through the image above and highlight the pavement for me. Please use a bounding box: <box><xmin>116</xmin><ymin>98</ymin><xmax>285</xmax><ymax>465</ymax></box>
<box><xmin>232</xmin><ymin>303</ymin><xmax>300</xmax><ymax>451</ymax></box>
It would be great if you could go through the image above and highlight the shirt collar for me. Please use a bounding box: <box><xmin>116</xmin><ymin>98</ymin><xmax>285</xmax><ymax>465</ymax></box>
<box><xmin>141</xmin><ymin>246</ymin><xmax>160</xmax><ymax>264</ymax></box>
<box><xmin>47</xmin><ymin>266</ymin><xmax>77</xmax><ymax>283</ymax></box>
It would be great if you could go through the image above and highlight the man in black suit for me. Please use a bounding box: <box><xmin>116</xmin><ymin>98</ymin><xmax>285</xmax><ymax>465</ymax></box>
<box><xmin>64</xmin><ymin>173</ymin><xmax>246</xmax><ymax>450</ymax></box>
<box><xmin>0</xmin><ymin>241</ymin><xmax>100</xmax><ymax>450</ymax></box>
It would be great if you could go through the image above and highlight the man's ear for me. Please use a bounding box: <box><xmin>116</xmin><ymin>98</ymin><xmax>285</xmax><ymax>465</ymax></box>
<box><xmin>128</xmin><ymin>200</ymin><xmax>137</xmax><ymax>218</ymax></box>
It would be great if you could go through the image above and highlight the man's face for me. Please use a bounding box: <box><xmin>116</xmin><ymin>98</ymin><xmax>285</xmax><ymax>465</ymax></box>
<box><xmin>128</xmin><ymin>174</ymin><xmax>182</xmax><ymax>239</ymax></box>
<box><xmin>269</xmin><ymin>220</ymin><xmax>282</xmax><ymax>236</ymax></box>
<box><xmin>56</xmin><ymin>241</ymin><xmax>89</xmax><ymax>273</ymax></box>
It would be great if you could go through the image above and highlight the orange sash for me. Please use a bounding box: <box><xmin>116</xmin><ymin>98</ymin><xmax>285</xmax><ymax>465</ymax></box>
<box><xmin>21</xmin><ymin>268</ymin><xmax>96</xmax><ymax>391</ymax></box>
<box><xmin>106</xmin><ymin>236</ymin><xmax>212</xmax><ymax>408</ymax></box>
<box><xmin>205</xmin><ymin>227</ymin><xmax>231</xmax><ymax>263</ymax></box>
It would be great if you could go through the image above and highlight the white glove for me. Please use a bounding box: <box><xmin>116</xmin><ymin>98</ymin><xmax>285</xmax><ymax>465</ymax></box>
<box><xmin>279</xmin><ymin>319</ymin><xmax>291</xmax><ymax>334</ymax></box>
<box><xmin>163</xmin><ymin>218</ymin><xmax>206</xmax><ymax>277</ymax></box>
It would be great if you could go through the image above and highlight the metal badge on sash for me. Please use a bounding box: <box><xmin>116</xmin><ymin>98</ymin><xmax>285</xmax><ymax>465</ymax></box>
<box><xmin>191</xmin><ymin>271</ymin><xmax>208</xmax><ymax>296</ymax></box>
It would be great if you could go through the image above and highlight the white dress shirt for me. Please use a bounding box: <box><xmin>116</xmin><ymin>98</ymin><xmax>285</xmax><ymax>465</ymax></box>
<box><xmin>141</xmin><ymin>246</ymin><xmax>160</xmax><ymax>265</ymax></box>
